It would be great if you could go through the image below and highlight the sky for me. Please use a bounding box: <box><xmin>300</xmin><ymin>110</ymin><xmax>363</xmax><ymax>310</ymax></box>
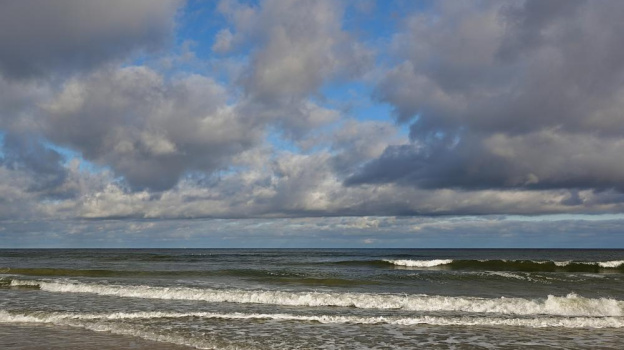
<box><xmin>1</xmin><ymin>0</ymin><xmax>624</xmax><ymax>248</ymax></box>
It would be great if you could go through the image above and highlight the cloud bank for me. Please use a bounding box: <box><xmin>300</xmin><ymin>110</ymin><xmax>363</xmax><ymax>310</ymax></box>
<box><xmin>0</xmin><ymin>0</ymin><xmax>623</xmax><ymax>246</ymax></box>
<box><xmin>352</xmin><ymin>0</ymin><xmax>624</xmax><ymax>195</ymax></box>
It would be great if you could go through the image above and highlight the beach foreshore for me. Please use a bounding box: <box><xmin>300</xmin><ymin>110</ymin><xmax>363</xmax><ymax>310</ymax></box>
<box><xmin>0</xmin><ymin>324</ymin><xmax>195</xmax><ymax>350</ymax></box>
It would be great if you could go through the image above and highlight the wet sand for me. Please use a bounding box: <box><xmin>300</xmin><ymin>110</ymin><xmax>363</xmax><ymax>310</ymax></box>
<box><xmin>0</xmin><ymin>324</ymin><xmax>195</xmax><ymax>350</ymax></box>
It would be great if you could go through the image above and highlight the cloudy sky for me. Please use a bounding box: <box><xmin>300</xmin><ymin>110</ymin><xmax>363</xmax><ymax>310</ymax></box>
<box><xmin>1</xmin><ymin>0</ymin><xmax>624</xmax><ymax>248</ymax></box>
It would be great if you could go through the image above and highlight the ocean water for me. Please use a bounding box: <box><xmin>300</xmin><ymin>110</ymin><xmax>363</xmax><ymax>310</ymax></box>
<box><xmin>1</xmin><ymin>249</ymin><xmax>623</xmax><ymax>349</ymax></box>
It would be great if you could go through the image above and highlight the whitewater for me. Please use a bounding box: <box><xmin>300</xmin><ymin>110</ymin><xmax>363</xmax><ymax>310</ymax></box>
<box><xmin>8</xmin><ymin>279</ymin><xmax>624</xmax><ymax>317</ymax></box>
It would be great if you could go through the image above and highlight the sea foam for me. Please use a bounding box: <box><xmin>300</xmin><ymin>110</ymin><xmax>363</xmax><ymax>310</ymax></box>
<box><xmin>1</xmin><ymin>309</ymin><xmax>623</xmax><ymax>329</ymax></box>
<box><xmin>597</xmin><ymin>260</ymin><xmax>624</xmax><ymax>268</ymax></box>
<box><xmin>380</xmin><ymin>259</ymin><xmax>624</xmax><ymax>270</ymax></box>
<box><xmin>9</xmin><ymin>279</ymin><xmax>623</xmax><ymax>317</ymax></box>
<box><xmin>383</xmin><ymin>259</ymin><xmax>453</xmax><ymax>267</ymax></box>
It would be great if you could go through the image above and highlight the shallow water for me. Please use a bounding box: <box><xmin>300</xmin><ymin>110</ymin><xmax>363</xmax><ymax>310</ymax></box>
<box><xmin>0</xmin><ymin>324</ymin><xmax>194</xmax><ymax>349</ymax></box>
<box><xmin>1</xmin><ymin>249</ymin><xmax>623</xmax><ymax>349</ymax></box>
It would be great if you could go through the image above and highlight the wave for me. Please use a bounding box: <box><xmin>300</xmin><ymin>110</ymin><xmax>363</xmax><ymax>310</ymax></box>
<box><xmin>0</xmin><ymin>310</ymin><xmax>238</xmax><ymax>350</ymax></box>
<box><xmin>0</xmin><ymin>268</ymin><xmax>372</xmax><ymax>287</ymax></box>
<box><xmin>9</xmin><ymin>279</ymin><xmax>623</xmax><ymax>317</ymax></box>
<box><xmin>383</xmin><ymin>259</ymin><xmax>453</xmax><ymax>267</ymax></box>
<box><xmin>2</xmin><ymin>310</ymin><xmax>621</xmax><ymax>350</ymax></box>
<box><xmin>2</xmin><ymin>309</ymin><xmax>623</xmax><ymax>329</ymax></box>
<box><xmin>597</xmin><ymin>260</ymin><xmax>624</xmax><ymax>268</ymax></box>
<box><xmin>6</xmin><ymin>259</ymin><xmax>621</xmax><ymax>280</ymax></box>
<box><xmin>0</xmin><ymin>266</ymin><xmax>262</xmax><ymax>278</ymax></box>
<box><xmin>0</xmin><ymin>267</ymin><xmax>166</xmax><ymax>278</ymax></box>
<box><xmin>375</xmin><ymin>259</ymin><xmax>624</xmax><ymax>272</ymax></box>
<box><xmin>482</xmin><ymin>271</ymin><xmax>544</xmax><ymax>283</ymax></box>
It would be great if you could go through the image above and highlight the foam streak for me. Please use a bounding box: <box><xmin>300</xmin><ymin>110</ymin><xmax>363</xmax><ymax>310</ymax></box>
<box><xmin>10</xmin><ymin>279</ymin><xmax>623</xmax><ymax>317</ymax></box>
<box><xmin>1</xmin><ymin>310</ymin><xmax>623</xmax><ymax>329</ymax></box>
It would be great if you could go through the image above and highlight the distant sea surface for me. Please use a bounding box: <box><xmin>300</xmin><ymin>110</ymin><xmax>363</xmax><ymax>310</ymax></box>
<box><xmin>1</xmin><ymin>249</ymin><xmax>624</xmax><ymax>349</ymax></box>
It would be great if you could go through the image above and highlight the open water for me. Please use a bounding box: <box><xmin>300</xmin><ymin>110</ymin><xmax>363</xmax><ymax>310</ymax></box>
<box><xmin>1</xmin><ymin>249</ymin><xmax>623</xmax><ymax>349</ymax></box>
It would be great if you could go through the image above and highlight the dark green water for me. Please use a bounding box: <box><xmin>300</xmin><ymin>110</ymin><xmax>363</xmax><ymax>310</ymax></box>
<box><xmin>1</xmin><ymin>249</ymin><xmax>624</xmax><ymax>349</ymax></box>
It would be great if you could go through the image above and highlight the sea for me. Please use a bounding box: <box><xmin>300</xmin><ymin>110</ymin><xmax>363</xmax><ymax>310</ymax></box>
<box><xmin>1</xmin><ymin>249</ymin><xmax>623</xmax><ymax>349</ymax></box>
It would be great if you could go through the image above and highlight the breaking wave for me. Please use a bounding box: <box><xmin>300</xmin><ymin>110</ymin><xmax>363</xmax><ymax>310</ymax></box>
<box><xmin>0</xmin><ymin>310</ymin><xmax>237</xmax><ymax>350</ymax></box>
<box><xmin>1</xmin><ymin>309</ymin><xmax>623</xmax><ymax>329</ymax></box>
<box><xmin>8</xmin><ymin>279</ymin><xmax>623</xmax><ymax>317</ymax></box>
<box><xmin>383</xmin><ymin>259</ymin><xmax>453</xmax><ymax>267</ymax></box>
<box><xmin>376</xmin><ymin>259</ymin><xmax>624</xmax><ymax>272</ymax></box>
<box><xmin>4</xmin><ymin>260</ymin><xmax>622</xmax><ymax>281</ymax></box>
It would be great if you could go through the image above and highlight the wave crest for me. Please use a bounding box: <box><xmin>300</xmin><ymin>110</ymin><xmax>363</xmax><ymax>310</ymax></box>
<box><xmin>1</xmin><ymin>309</ymin><xmax>623</xmax><ymax>329</ymax></box>
<box><xmin>376</xmin><ymin>259</ymin><xmax>624</xmax><ymax>272</ymax></box>
<box><xmin>10</xmin><ymin>279</ymin><xmax>623</xmax><ymax>317</ymax></box>
<box><xmin>383</xmin><ymin>259</ymin><xmax>453</xmax><ymax>267</ymax></box>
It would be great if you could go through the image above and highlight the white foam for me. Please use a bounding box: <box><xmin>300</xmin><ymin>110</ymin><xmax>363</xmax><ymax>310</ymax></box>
<box><xmin>0</xmin><ymin>310</ymin><xmax>241</xmax><ymax>350</ymax></box>
<box><xmin>9</xmin><ymin>279</ymin><xmax>39</xmax><ymax>287</ymax></box>
<box><xmin>1</xmin><ymin>309</ymin><xmax>623</xmax><ymax>329</ymax></box>
<box><xmin>484</xmin><ymin>271</ymin><xmax>549</xmax><ymax>284</ymax></box>
<box><xmin>598</xmin><ymin>260</ymin><xmax>624</xmax><ymax>268</ymax></box>
<box><xmin>531</xmin><ymin>260</ymin><xmax>624</xmax><ymax>268</ymax></box>
<box><xmin>549</xmin><ymin>260</ymin><xmax>624</xmax><ymax>268</ymax></box>
<box><xmin>10</xmin><ymin>279</ymin><xmax>623</xmax><ymax>317</ymax></box>
<box><xmin>485</xmin><ymin>272</ymin><xmax>527</xmax><ymax>281</ymax></box>
<box><xmin>383</xmin><ymin>259</ymin><xmax>624</xmax><ymax>268</ymax></box>
<box><xmin>384</xmin><ymin>259</ymin><xmax>453</xmax><ymax>267</ymax></box>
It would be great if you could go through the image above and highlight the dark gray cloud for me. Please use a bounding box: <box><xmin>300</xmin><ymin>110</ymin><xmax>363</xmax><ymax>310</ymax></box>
<box><xmin>347</xmin><ymin>131</ymin><xmax>624</xmax><ymax>191</ymax></box>
<box><xmin>496</xmin><ymin>0</ymin><xmax>586</xmax><ymax>61</ymax></box>
<box><xmin>378</xmin><ymin>0</ymin><xmax>624</xmax><ymax>136</ymax></box>
<box><xmin>0</xmin><ymin>0</ymin><xmax>182</xmax><ymax>79</ymax></box>
<box><xmin>352</xmin><ymin>0</ymin><xmax>624</xmax><ymax>192</ymax></box>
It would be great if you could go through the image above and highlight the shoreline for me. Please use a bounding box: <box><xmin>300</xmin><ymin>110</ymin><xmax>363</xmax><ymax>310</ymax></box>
<box><xmin>0</xmin><ymin>324</ymin><xmax>195</xmax><ymax>350</ymax></box>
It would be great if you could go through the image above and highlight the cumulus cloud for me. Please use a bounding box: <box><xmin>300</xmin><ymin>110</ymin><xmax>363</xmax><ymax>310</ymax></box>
<box><xmin>62</xmin><ymin>145</ymin><xmax>624</xmax><ymax>220</ymax></box>
<box><xmin>2</xmin><ymin>0</ymin><xmax>624</xmax><ymax>230</ymax></box>
<box><xmin>42</xmin><ymin>66</ymin><xmax>261</xmax><ymax>191</ymax></box>
<box><xmin>328</xmin><ymin>120</ymin><xmax>405</xmax><ymax>175</ymax></box>
<box><xmin>351</xmin><ymin>0</ymin><xmax>624</xmax><ymax>192</ymax></box>
<box><xmin>0</xmin><ymin>0</ymin><xmax>373</xmax><ymax>197</ymax></box>
<box><xmin>2</xmin><ymin>132</ymin><xmax>624</xmax><ymax>223</ymax></box>
<box><xmin>0</xmin><ymin>0</ymin><xmax>182</xmax><ymax>79</ymax></box>
<box><xmin>217</xmin><ymin>0</ymin><xmax>373</xmax><ymax>137</ymax></box>
<box><xmin>212</xmin><ymin>29</ymin><xmax>234</xmax><ymax>53</ymax></box>
<box><xmin>219</xmin><ymin>0</ymin><xmax>371</xmax><ymax>101</ymax></box>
